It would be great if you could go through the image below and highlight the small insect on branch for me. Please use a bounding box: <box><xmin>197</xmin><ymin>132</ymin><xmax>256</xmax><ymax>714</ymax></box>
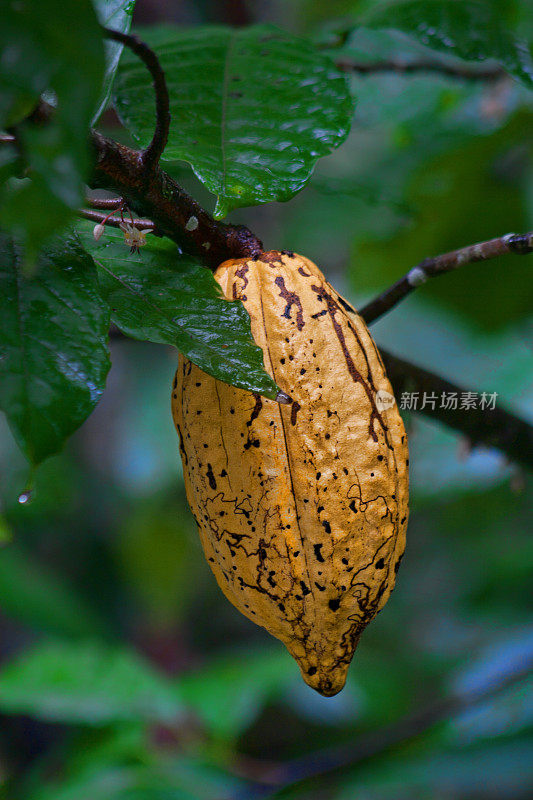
<box><xmin>103</xmin><ymin>27</ymin><xmax>170</xmax><ymax>172</ymax></box>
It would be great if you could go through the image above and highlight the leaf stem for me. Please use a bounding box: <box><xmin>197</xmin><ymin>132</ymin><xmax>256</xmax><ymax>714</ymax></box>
<box><xmin>90</xmin><ymin>129</ymin><xmax>263</xmax><ymax>267</ymax></box>
<box><xmin>103</xmin><ymin>27</ymin><xmax>170</xmax><ymax>172</ymax></box>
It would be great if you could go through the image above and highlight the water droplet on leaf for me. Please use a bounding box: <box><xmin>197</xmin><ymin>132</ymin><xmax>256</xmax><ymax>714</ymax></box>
<box><xmin>18</xmin><ymin>490</ymin><xmax>33</xmax><ymax>505</ymax></box>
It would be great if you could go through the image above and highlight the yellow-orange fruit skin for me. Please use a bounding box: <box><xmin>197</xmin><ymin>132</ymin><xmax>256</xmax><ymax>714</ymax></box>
<box><xmin>172</xmin><ymin>251</ymin><xmax>409</xmax><ymax>696</ymax></box>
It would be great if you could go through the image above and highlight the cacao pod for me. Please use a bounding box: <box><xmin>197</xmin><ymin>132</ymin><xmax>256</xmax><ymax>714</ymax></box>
<box><xmin>172</xmin><ymin>251</ymin><xmax>409</xmax><ymax>696</ymax></box>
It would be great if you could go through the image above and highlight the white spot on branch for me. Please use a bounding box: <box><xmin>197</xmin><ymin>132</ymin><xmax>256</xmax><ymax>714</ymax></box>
<box><xmin>407</xmin><ymin>267</ymin><xmax>427</xmax><ymax>287</ymax></box>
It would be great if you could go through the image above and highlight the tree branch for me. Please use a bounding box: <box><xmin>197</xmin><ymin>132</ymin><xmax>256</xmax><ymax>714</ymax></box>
<box><xmin>90</xmin><ymin>129</ymin><xmax>263</xmax><ymax>267</ymax></box>
<box><xmin>359</xmin><ymin>232</ymin><xmax>533</xmax><ymax>324</ymax></box>
<box><xmin>79</xmin><ymin>208</ymin><xmax>156</xmax><ymax>231</ymax></box>
<box><xmin>85</xmin><ymin>195</ymin><xmax>124</xmax><ymax>210</ymax></box>
<box><xmin>103</xmin><ymin>27</ymin><xmax>170</xmax><ymax>172</ymax></box>
<box><xmin>237</xmin><ymin>652</ymin><xmax>532</xmax><ymax>798</ymax></box>
<box><xmin>381</xmin><ymin>349</ymin><xmax>533</xmax><ymax>470</ymax></box>
<box><xmin>336</xmin><ymin>58</ymin><xmax>506</xmax><ymax>81</ymax></box>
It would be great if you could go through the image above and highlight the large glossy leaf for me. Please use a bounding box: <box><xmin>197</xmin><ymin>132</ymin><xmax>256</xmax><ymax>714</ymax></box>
<box><xmin>93</xmin><ymin>0</ymin><xmax>136</xmax><ymax>124</ymax></box>
<box><xmin>76</xmin><ymin>221</ymin><xmax>281</xmax><ymax>400</ymax></box>
<box><xmin>113</xmin><ymin>24</ymin><xmax>354</xmax><ymax>217</ymax></box>
<box><xmin>0</xmin><ymin>0</ymin><xmax>105</xmax><ymax>258</ymax></box>
<box><xmin>0</xmin><ymin>640</ymin><xmax>184</xmax><ymax>725</ymax></box>
<box><xmin>363</xmin><ymin>0</ymin><xmax>533</xmax><ymax>88</ymax></box>
<box><xmin>0</xmin><ymin>231</ymin><xmax>111</xmax><ymax>466</ymax></box>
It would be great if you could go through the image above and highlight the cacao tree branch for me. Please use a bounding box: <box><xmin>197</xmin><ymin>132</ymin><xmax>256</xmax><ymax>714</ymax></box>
<box><xmin>78</xmin><ymin>207</ymin><xmax>156</xmax><ymax>231</ymax></box>
<box><xmin>90</xmin><ymin>129</ymin><xmax>263</xmax><ymax>267</ymax></box>
<box><xmin>103</xmin><ymin>27</ymin><xmax>170</xmax><ymax>172</ymax></box>
<box><xmin>359</xmin><ymin>232</ymin><xmax>533</xmax><ymax>324</ymax></box>
<box><xmin>381</xmin><ymin>349</ymin><xmax>533</xmax><ymax>470</ymax></box>
<box><xmin>0</xmin><ymin>97</ymin><xmax>265</xmax><ymax>267</ymax></box>
<box><xmin>336</xmin><ymin>58</ymin><xmax>506</xmax><ymax>81</ymax></box>
<box><xmin>85</xmin><ymin>195</ymin><xmax>124</xmax><ymax>209</ymax></box>
<box><xmin>238</xmin><ymin>649</ymin><xmax>532</xmax><ymax>798</ymax></box>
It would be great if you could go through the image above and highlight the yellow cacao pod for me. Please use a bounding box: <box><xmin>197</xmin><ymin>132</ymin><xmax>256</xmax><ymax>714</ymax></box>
<box><xmin>172</xmin><ymin>251</ymin><xmax>409</xmax><ymax>696</ymax></box>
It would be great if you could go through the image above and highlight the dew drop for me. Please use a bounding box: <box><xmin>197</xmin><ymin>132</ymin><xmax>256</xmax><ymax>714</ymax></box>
<box><xmin>18</xmin><ymin>490</ymin><xmax>33</xmax><ymax>505</ymax></box>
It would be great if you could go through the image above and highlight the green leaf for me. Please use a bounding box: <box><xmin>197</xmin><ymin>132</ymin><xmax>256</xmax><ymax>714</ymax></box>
<box><xmin>0</xmin><ymin>0</ymin><xmax>105</xmax><ymax>257</ymax></box>
<box><xmin>93</xmin><ymin>0</ymin><xmax>136</xmax><ymax>125</ymax></box>
<box><xmin>0</xmin><ymin>640</ymin><xmax>185</xmax><ymax>725</ymax></box>
<box><xmin>76</xmin><ymin>221</ymin><xmax>281</xmax><ymax>400</ymax></box>
<box><xmin>113</xmin><ymin>24</ymin><xmax>354</xmax><ymax>217</ymax></box>
<box><xmin>363</xmin><ymin>0</ymin><xmax>533</xmax><ymax>88</ymax></box>
<box><xmin>0</xmin><ymin>230</ymin><xmax>111</xmax><ymax>466</ymax></box>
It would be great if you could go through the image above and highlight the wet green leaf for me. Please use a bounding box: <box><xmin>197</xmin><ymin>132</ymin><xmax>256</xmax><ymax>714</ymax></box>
<box><xmin>363</xmin><ymin>0</ymin><xmax>533</xmax><ymax>88</ymax></box>
<box><xmin>76</xmin><ymin>221</ymin><xmax>281</xmax><ymax>400</ymax></box>
<box><xmin>113</xmin><ymin>24</ymin><xmax>354</xmax><ymax>217</ymax></box>
<box><xmin>0</xmin><ymin>230</ymin><xmax>111</xmax><ymax>465</ymax></box>
<box><xmin>93</xmin><ymin>0</ymin><xmax>136</xmax><ymax>124</ymax></box>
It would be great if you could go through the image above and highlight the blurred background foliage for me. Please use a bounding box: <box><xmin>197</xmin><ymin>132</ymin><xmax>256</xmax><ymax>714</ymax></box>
<box><xmin>0</xmin><ymin>0</ymin><xmax>532</xmax><ymax>798</ymax></box>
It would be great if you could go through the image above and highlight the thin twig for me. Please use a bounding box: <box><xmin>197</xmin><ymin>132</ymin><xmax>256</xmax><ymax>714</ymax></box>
<box><xmin>237</xmin><ymin>652</ymin><xmax>532</xmax><ymax>798</ymax></box>
<box><xmin>103</xmin><ymin>27</ymin><xmax>170</xmax><ymax>172</ymax></box>
<box><xmin>79</xmin><ymin>208</ymin><xmax>156</xmax><ymax>230</ymax></box>
<box><xmin>0</xmin><ymin>133</ymin><xmax>16</xmax><ymax>144</ymax></box>
<box><xmin>336</xmin><ymin>58</ymin><xmax>506</xmax><ymax>81</ymax></box>
<box><xmin>359</xmin><ymin>232</ymin><xmax>533</xmax><ymax>324</ymax></box>
<box><xmin>381</xmin><ymin>349</ymin><xmax>533</xmax><ymax>470</ymax></box>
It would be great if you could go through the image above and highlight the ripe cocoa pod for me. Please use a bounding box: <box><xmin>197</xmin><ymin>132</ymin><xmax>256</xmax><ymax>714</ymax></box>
<box><xmin>172</xmin><ymin>251</ymin><xmax>409</xmax><ymax>696</ymax></box>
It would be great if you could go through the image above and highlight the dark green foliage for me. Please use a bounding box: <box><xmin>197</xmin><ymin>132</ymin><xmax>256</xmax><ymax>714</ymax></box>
<box><xmin>363</xmin><ymin>0</ymin><xmax>533</xmax><ymax>88</ymax></box>
<box><xmin>0</xmin><ymin>0</ymin><xmax>105</xmax><ymax>259</ymax></box>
